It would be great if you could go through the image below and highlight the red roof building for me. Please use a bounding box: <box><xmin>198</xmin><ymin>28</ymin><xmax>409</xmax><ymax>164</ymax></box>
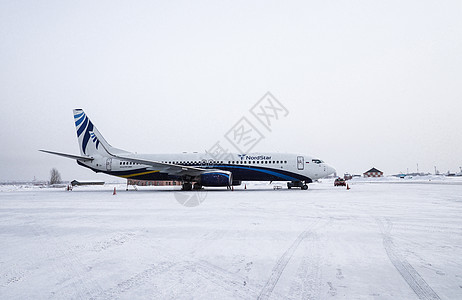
<box><xmin>363</xmin><ymin>167</ymin><xmax>383</xmax><ymax>178</ymax></box>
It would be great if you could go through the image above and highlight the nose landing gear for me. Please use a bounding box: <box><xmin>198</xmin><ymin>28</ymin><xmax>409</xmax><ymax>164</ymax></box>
<box><xmin>287</xmin><ymin>181</ymin><xmax>309</xmax><ymax>190</ymax></box>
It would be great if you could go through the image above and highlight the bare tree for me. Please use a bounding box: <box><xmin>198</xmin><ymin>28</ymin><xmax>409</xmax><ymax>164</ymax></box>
<box><xmin>49</xmin><ymin>168</ymin><xmax>62</xmax><ymax>185</ymax></box>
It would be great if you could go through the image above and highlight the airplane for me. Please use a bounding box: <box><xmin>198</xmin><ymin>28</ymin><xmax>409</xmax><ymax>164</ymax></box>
<box><xmin>41</xmin><ymin>109</ymin><xmax>336</xmax><ymax>190</ymax></box>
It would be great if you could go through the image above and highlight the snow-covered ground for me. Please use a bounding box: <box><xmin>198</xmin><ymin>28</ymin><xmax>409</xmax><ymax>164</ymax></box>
<box><xmin>1</xmin><ymin>179</ymin><xmax>461</xmax><ymax>299</ymax></box>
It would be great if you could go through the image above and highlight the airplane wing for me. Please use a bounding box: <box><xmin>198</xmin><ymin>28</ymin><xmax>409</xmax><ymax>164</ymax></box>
<box><xmin>114</xmin><ymin>155</ymin><xmax>213</xmax><ymax>177</ymax></box>
<box><xmin>39</xmin><ymin>150</ymin><xmax>94</xmax><ymax>161</ymax></box>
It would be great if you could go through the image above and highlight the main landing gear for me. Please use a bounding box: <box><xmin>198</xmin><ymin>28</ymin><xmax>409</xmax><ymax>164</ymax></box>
<box><xmin>182</xmin><ymin>182</ymin><xmax>192</xmax><ymax>191</ymax></box>
<box><xmin>181</xmin><ymin>182</ymin><xmax>203</xmax><ymax>191</ymax></box>
<box><xmin>287</xmin><ymin>181</ymin><xmax>309</xmax><ymax>190</ymax></box>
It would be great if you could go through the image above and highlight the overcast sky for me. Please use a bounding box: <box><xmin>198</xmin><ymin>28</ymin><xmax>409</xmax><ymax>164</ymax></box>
<box><xmin>1</xmin><ymin>0</ymin><xmax>461</xmax><ymax>182</ymax></box>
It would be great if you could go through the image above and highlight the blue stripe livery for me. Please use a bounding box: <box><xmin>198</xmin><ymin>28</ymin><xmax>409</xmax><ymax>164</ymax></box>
<box><xmin>75</xmin><ymin>112</ymin><xmax>99</xmax><ymax>154</ymax></box>
<box><xmin>219</xmin><ymin>165</ymin><xmax>299</xmax><ymax>181</ymax></box>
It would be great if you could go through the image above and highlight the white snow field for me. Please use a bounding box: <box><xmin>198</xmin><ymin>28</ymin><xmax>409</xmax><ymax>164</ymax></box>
<box><xmin>1</xmin><ymin>179</ymin><xmax>462</xmax><ymax>299</ymax></box>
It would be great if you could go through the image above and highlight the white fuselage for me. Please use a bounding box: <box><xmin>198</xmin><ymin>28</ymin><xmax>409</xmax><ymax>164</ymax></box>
<box><xmin>83</xmin><ymin>152</ymin><xmax>335</xmax><ymax>182</ymax></box>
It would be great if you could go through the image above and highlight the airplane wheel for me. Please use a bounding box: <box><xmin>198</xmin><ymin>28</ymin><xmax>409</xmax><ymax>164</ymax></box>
<box><xmin>193</xmin><ymin>183</ymin><xmax>202</xmax><ymax>190</ymax></box>
<box><xmin>182</xmin><ymin>182</ymin><xmax>192</xmax><ymax>191</ymax></box>
<box><xmin>302</xmin><ymin>184</ymin><xmax>308</xmax><ymax>190</ymax></box>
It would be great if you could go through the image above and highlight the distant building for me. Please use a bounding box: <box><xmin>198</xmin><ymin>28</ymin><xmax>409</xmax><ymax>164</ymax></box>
<box><xmin>71</xmin><ymin>180</ymin><xmax>105</xmax><ymax>186</ymax></box>
<box><xmin>127</xmin><ymin>179</ymin><xmax>181</xmax><ymax>186</ymax></box>
<box><xmin>363</xmin><ymin>167</ymin><xmax>383</xmax><ymax>178</ymax></box>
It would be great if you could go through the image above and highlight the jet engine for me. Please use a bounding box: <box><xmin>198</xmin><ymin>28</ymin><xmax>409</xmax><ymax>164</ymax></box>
<box><xmin>199</xmin><ymin>171</ymin><xmax>232</xmax><ymax>187</ymax></box>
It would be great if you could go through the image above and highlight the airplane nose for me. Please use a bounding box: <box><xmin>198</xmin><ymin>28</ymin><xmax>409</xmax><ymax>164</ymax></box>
<box><xmin>326</xmin><ymin>164</ymin><xmax>336</xmax><ymax>176</ymax></box>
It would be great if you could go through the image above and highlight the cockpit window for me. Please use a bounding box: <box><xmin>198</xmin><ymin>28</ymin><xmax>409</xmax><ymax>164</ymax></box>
<box><xmin>312</xmin><ymin>159</ymin><xmax>323</xmax><ymax>164</ymax></box>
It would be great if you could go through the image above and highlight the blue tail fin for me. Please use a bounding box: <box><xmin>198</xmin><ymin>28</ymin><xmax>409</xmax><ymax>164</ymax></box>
<box><xmin>73</xmin><ymin>109</ymin><xmax>128</xmax><ymax>157</ymax></box>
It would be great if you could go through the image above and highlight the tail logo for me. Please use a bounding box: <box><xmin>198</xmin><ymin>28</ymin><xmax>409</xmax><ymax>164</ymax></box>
<box><xmin>74</xmin><ymin>111</ymin><xmax>100</xmax><ymax>154</ymax></box>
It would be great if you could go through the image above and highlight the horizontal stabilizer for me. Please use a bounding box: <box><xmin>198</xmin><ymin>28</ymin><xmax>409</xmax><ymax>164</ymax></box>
<box><xmin>39</xmin><ymin>150</ymin><xmax>94</xmax><ymax>161</ymax></box>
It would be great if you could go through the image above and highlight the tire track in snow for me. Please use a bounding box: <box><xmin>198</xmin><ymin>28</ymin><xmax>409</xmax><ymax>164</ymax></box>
<box><xmin>258</xmin><ymin>218</ymin><xmax>327</xmax><ymax>300</ymax></box>
<box><xmin>97</xmin><ymin>236</ymin><xmax>260</xmax><ymax>299</ymax></box>
<box><xmin>1</xmin><ymin>217</ymin><xmax>139</xmax><ymax>297</ymax></box>
<box><xmin>160</xmin><ymin>244</ymin><xmax>261</xmax><ymax>299</ymax></box>
<box><xmin>91</xmin><ymin>261</ymin><xmax>176</xmax><ymax>300</ymax></box>
<box><xmin>377</xmin><ymin>218</ymin><xmax>441</xmax><ymax>300</ymax></box>
<box><xmin>26</xmin><ymin>221</ymin><xmax>104</xmax><ymax>299</ymax></box>
<box><xmin>90</xmin><ymin>232</ymin><xmax>136</xmax><ymax>252</ymax></box>
<box><xmin>191</xmin><ymin>259</ymin><xmax>259</xmax><ymax>299</ymax></box>
<box><xmin>287</xmin><ymin>233</ymin><xmax>322</xmax><ymax>300</ymax></box>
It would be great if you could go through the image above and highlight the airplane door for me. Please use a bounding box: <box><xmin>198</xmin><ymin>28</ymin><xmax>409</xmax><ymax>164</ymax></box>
<box><xmin>106</xmin><ymin>158</ymin><xmax>112</xmax><ymax>171</ymax></box>
<box><xmin>201</xmin><ymin>159</ymin><xmax>208</xmax><ymax>168</ymax></box>
<box><xmin>297</xmin><ymin>156</ymin><xmax>304</xmax><ymax>170</ymax></box>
